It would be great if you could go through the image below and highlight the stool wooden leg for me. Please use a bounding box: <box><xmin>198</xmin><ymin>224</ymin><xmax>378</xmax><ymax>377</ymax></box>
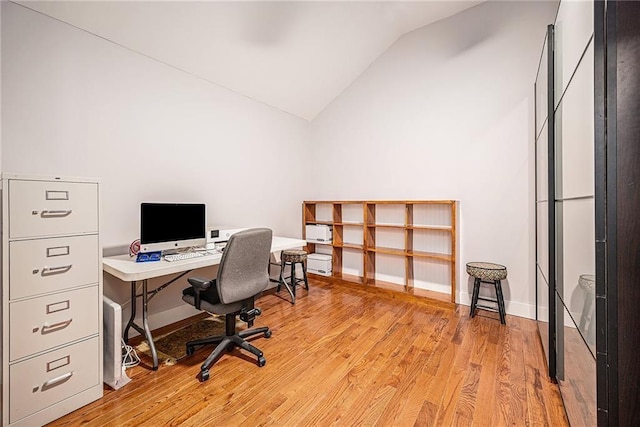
<box><xmin>495</xmin><ymin>280</ymin><xmax>506</xmax><ymax>324</ymax></box>
<box><xmin>291</xmin><ymin>262</ymin><xmax>297</xmax><ymax>298</ymax></box>
<box><xmin>470</xmin><ymin>278</ymin><xmax>480</xmax><ymax>318</ymax></box>
<box><xmin>302</xmin><ymin>260</ymin><xmax>309</xmax><ymax>290</ymax></box>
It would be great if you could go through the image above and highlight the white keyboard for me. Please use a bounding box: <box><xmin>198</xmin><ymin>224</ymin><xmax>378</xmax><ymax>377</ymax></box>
<box><xmin>163</xmin><ymin>252</ymin><xmax>205</xmax><ymax>262</ymax></box>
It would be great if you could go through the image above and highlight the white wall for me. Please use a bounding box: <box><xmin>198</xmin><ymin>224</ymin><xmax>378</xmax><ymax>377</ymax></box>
<box><xmin>309</xmin><ymin>1</ymin><xmax>558</xmax><ymax>318</ymax></box>
<box><xmin>1</xmin><ymin>2</ymin><xmax>309</xmax><ymax>328</ymax></box>
<box><xmin>1</xmin><ymin>1</ymin><xmax>559</xmax><ymax>325</ymax></box>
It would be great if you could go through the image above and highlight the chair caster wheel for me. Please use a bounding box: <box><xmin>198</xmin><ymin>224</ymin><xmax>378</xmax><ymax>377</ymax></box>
<box><xmin>258</xmin><ymin>356</ymin><xmax>266</xmax><ymax>367</ymax></box>
<box><xmin>199</xmin><ymin>369</ymin><xmax>210</xmax><ymax>382</ymax></box>
<box><xmin>186</xmin><ymin>346</ymin><xmax>195</xmax><ymax>356</ymax></box>
<box><xmin>264</xmin><ymin>330</ymin><xmax>272</xmax><ymax>338</ymax></box>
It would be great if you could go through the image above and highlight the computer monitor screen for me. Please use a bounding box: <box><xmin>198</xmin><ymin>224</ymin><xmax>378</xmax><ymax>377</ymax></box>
<box><xmin>140</xmin><ymin>203</ymin><xmax>206</xmax><ymax>252</ymax></box>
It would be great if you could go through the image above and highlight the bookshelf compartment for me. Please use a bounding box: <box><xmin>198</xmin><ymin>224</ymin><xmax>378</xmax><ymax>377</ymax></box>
<box><xmin>374</xmin><ymin>253</ymin><xmax>406</xmax><ymax>288</ymax></box>
<box><xmin>411</xmin><ymin>203</ymin><xmax>453</xmax><ymax>227</ymax></box>
<box><xmin>373</xmin><ymin>203</ymin><xmax>405</xmax><ymax>226</ymax></box>
<box><xmin>412</xmin><ymin>228</ymin><xmax>451</xmax><ymax>255</ymax></box>
<box><xmin>342</xmin><ymin>226</ymin><xmax>363</xmax><ymax>249</ymax></box>
<box><xmin>315</xmin><ymin>203</ymin><xmax>333</xmax><ymax>223</ymax></box>
<box><xmin>374</xmin><ymin>227</ymin><xmax>405</xmax><ymax>252</ymax></box>
<box><xmin>342</xmin><ymin>203</ymin><xmax>364</xmax><ymax>224</ymax></box>
<box><xmin>412</xmin><ymin>258</ymin><xmax>452</xmax><ymax>295</ymax></box>
<box><xmin>341</xmin><ymin>247</ymin><xmax>364</xmax><ymax>278</ymax></box>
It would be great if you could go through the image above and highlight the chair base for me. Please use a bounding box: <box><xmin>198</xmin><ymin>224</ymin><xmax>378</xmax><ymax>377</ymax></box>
<box><xmin>186</xmin><ymin>313</ymin><xmax>271</xmax><ymax>382</ymax></box>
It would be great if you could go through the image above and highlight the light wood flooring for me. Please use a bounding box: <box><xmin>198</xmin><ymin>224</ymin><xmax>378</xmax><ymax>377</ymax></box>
<box><xmin>49</xmin><ymin>276</ymin><xmax>568</xmax><ymax>426</ymax></box>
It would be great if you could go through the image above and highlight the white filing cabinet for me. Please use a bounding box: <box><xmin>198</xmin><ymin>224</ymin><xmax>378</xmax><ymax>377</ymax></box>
<box><xmin>1</xmin><ymin>174</ymin><xmax>103</xmax><ymax>426</ymax></box>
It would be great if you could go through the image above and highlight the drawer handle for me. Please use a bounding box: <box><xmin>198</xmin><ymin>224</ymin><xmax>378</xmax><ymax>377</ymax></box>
<box><xmin>40</xmin><ymin>209</ymin><xmax>73</xmax><ymax>217</ymax></box>
<box><xmin>42</xmin><ymin>264</ymin><xmax>73</xmax><ymax>275</ymax></box>
<box><xmin>41</xmin><ymin>372</ymin><xmax>74</xmax><ymax>391</ymax></box>
<box><xmin>42</xmin><ymin>319</ymin><xmax>73</xmax><ymax>333</ymax></box>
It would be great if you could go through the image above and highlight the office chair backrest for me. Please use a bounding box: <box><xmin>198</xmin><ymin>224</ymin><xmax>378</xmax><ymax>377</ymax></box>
<box><xmin>216</xmin><ymin>228</ymin><xmax>273</xmax><ymax>304</ymax></box>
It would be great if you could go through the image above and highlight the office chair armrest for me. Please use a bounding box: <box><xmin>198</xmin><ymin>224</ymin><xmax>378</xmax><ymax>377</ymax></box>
<box><xmin>187</xmin><ymin>277</ymin><xmax>212</xmax><ymax>292</ymax></box>
<box><xmin>187</xmin><ymin>277</ymin><xmax>213</xmax><ymax>310</ymax></box>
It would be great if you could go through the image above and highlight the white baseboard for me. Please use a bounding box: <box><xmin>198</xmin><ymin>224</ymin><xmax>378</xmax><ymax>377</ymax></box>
<box><xmin>458</xmin><ymin>291</ymin><xmax>536</xmax><ymax>320</ymax></box>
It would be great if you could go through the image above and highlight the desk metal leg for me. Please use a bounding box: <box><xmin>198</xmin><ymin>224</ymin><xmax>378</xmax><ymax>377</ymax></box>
<box><xmin>123</xmin><ymin>281</ymin><xmax>137</xmax><ymax>344</ymax></box>
<box><xmin>141</xmin><ymin>280</ymin><xmax>158</xmax><ymax>370</ymax></box>
<box><xmin>122</xmin><ymin>279</ymin><xmax>159</xmax><ymax>370</ymax></box>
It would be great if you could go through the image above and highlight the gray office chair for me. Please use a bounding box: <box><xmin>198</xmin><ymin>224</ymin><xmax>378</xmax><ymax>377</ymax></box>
<box><xmin>182</xmin><ymin>228</ymin><xmax>273</xmax><ymax>382</ymax></box>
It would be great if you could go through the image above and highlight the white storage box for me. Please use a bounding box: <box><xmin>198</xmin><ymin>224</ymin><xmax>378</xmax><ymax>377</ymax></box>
<box><xmin>307</xmin><ymin>253</ymin><xmax>333</xmax><ymax>276</ymax></box>
<box><xmin>305</xmin><ymin>224</ymin><xmax>333</xmax><ymax>243</ymax></box>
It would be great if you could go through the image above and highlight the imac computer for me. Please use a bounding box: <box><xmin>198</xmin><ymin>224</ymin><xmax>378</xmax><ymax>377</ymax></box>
<box><xmin>140</xmin><ymin>203</ymin><xmax>206</xmax><ymax>253</ymax></box>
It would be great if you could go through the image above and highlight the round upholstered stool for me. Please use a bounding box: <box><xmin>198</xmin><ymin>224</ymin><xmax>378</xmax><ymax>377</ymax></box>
<box><xmin>466</xmin><ymin>262</ymin><xmax>508</xmax><ymax>324</ymax></box>
<box><xmin>278</xmin><ymin>250</ymin><xmax>309</xmax><ymax>304</ymax></box>
<box><xmin>578</xmin><ymin>274</ymin><xmax>595</xmax><ymax>344</ymax></box>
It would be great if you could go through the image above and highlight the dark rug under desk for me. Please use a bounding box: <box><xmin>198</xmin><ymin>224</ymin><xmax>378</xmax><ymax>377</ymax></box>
<box><xmin>136</xmin><ymin>316</ymin><xmax>237</xmax><ymax>366</ymax></box>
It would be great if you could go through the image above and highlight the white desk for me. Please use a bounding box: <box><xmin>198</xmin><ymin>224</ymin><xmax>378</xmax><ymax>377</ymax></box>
<box><xmin>103</xmin><ymin>236</ymin><xmax>306</xmax><ymax>370</ymax></box>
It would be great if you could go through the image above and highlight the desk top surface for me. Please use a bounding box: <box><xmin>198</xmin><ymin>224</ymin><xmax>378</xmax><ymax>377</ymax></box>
<box><xmin>103</xmin><ymin>236</ymin><xmax>306</xmax><ymax>282</ymax></box>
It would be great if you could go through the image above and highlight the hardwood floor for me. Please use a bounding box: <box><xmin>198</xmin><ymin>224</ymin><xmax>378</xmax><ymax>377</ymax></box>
<box><xmin>49</xmin><ymin>277</ymin><xmax>568</xmax><ymax>426</ymax></box>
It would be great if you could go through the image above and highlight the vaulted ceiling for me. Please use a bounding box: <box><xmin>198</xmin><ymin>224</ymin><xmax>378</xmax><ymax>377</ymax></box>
<box><xmin>17</xmin><ymin>1</ymin><xmax>483</xmax><ymax>121</ymax></box>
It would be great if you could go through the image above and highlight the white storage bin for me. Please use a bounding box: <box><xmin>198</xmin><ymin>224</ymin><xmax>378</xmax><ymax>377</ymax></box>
<box><xmin>308</xmin><ymin>253</ymin><xmax>332</xmax><ymax>276</ymax></box>
<box><xmin>305</xmin><ymin>224</ymin><xmax>333</xmax><ymax>243</ymax></box>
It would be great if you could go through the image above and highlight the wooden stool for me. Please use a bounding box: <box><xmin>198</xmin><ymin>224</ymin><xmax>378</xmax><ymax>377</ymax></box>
<box><xmin>278</xmin><ymin>250</ymin><xmax>309</xmax><ymax>304</ymax></box>
<box><xmin>466</xmin><ymin>262</ymin><xmax>507</xmax><ymax>324</ymax></box>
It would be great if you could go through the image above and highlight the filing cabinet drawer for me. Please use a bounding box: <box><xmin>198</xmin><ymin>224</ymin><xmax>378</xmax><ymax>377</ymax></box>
<box><xmin>9</xmin><ymin>337</ymin><xmax>100</xmax><ymax>424</ymax></box>
<box><xmin>9</xmin><ymin>235</ymin><xmax>99</xmax><ymax>300</ymax></box>
<box><xmin>9</xmin><ymin>180</ymin><xmax>98</xmax><ymax>239</ymax></box>
<box><xmin>10</xmin><ymin>286</ymin><xmax>99</xmax><ymax>361</ymax></box>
